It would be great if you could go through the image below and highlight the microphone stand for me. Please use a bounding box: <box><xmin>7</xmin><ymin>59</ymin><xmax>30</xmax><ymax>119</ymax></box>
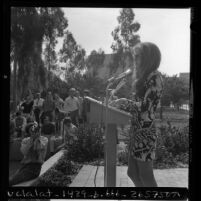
<box><xmin>104</xmin><ymin>80</ymin><xmax>114</xmax><ymax>186</ymax></box>
<box><xmin>104</xmin><ymin>77</ymin><xmax>127</xmax><ymax>186</ymax></box>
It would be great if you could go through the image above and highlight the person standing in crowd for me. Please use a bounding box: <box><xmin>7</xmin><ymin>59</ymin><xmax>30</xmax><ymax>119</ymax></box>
<box><xmin>82</xmin><ymin>89</ymin><xmax>90</xmax><ymax>124</ymax></box>
<box><xmin>20</xmin><ymin>93</ymin><xmax>34</xmax><ymax>118</ymax></box>
<box><xmin>9</xmin><ymin>122</ymin><xmax>48</xmax><ymax>186</ymax></box>
<box><xmin>54</xmin><ymin>93</ymin><xmax>64</xmax><ymax>111</ymax></box>
<box><xmin>63</xmin><ymin>88</ymin><xmax>79</xmax><ymax>126</ymax></box>
<box><xmin>75</xmin><ymin>90</ymin><xmax>83</xmax><ymax>124</ymax></box>
<box><xmin>41</xmin><ymin>116</ymin><xmax>56</xmax><ymax>155</ymax></box>
<box><xmin>124</xmin><ymin>42</ymin><xmax>163</xmax><ymax>187</ymax></box>
<box><xmin>40</xmin><ymin>91</ymin><xmax>55</xmax><ymax>124</ymax></box>
<box><xmin>33</xmin><ymin>92</ymin><xmax>44</xmax><ymax>124</ymax></box>
<box><xmin>54</xmin><ymin>93</ymin><xmax>64</xmax><ymax>133</ymax></box>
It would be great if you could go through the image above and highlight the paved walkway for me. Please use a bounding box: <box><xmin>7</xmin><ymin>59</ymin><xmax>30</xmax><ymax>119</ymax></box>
<box><xmin>70</xmin><ymin>165</ymin><xmax>188</xmax><ymax>187</ymax></box>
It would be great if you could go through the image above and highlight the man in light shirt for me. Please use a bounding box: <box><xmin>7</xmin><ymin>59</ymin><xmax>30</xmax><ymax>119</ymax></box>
<box><xmin>75</xmin><ymin>90</ymin><xmax>83</xmax><ymax>122</ymax></box>
<box><xmin>64</xmin><ymin>88</ymin><xmax>79</xmax><ymax>126</ymax></box>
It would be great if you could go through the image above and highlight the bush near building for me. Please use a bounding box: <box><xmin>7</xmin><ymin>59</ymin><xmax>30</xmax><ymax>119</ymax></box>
<box><xmin>37</xmin><ymin>151</ymin><xmax>82</xmax><ymax>187</ymax></box>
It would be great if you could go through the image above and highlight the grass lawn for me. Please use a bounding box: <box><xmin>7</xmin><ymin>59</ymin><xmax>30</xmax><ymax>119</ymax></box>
<box><xmin>155</xmin><ymin>108</ymin><xmax>189</xmax><ymax>120</ymax></box>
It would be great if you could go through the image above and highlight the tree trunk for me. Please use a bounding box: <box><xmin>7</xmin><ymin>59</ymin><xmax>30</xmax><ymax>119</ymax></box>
<box><xmin>12</xmin><ymin>58</ymin><xmax>18</xmax><ymax>111</ymax></box>
<box><xmin>160</xmin><ymin>105</ymin><xmax>163</xmax><ymax>120</ymax></box>
<box><xmin>177</xmin><ymin>104</ymin><xmax>180</xmax><ymax>111</ymax></box>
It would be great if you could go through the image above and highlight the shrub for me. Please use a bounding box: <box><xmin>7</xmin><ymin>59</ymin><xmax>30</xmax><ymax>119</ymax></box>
<box><xmin>37</xmin><ymin>168</ymin><xmax>72</xmax><ymax>186</ymax></box>
<box><xmin>37</xmin><ymin>151</ymin><xmax>81</xmax><ymax>187</ymax></box>
<box><xmin>55</xmin><ymin>155</ymin><xmax>81</xmax><ymax>175</ymax></box>
<box><xmin>66</xmin><ymin>124</ymin><xmax>104</xmax><ymax>162</ymax></box>
<box><xmin>157</xmin><ymin>125</ymin><xmax>189</xmax><ymax>156</ymax></box>
<box><xmin>155</xmin><ymin>124</ymin><xmax>189</xmax><ymax>168</ymax></box>
<box><xmin>117</xmin><ymin>124</ymin><xmax>189</xmax><ymax>169</ymax></box>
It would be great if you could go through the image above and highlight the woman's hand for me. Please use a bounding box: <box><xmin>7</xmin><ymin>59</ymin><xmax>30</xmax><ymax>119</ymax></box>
<box><xmin>110</xmin><ymin>98</ymin><xmax>128</xmax><ymax>108</ymax></box>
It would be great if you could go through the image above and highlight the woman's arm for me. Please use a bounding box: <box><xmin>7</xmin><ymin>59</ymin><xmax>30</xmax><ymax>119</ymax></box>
<box><xmin>141</xmin><ymin>73</ymin><xmax>163</xmax><ymax>121</ymax></box>
<box><xmin>110</xmin><ymin>98</ymin><xmax>141</xmax><ymax>110</ymax></box>
<box><xmin>109</xmin><ymin>98</ymin><xmax>128</xmax><ymax>107</ymax></box>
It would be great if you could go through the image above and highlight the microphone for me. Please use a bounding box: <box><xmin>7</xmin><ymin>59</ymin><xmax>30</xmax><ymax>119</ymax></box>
<box><xmin>107</xmin><ymin>68</ymin><xmax>132</xmax><ymax>83</ymax></box>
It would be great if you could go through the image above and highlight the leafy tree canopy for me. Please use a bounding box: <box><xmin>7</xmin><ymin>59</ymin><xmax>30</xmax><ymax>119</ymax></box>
<box><xmin>86</xmin><ymin>49</ymin><xmax>105</xmax><ymax>77</ymax></box>
<box><xmin>59</xmin><ymin>30</ymin><xmax>86</xmax><ymax>78</ymax></box>
<box><xmin>110</xmin><ymin>8</ymin><xmax>141</xmax><ymax>74</ymax></box>
<box><xmin>161</xmin><ymin>74</ymin><xmax>189</xmax><ymax>107</ymax></box>
<box><xmin>10</xmin><ymin>7</ymin><xmax>68</xmax><ymax>100</ymax></box>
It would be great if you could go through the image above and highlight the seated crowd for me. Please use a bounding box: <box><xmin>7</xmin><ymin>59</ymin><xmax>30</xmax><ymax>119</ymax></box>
<box><xmin>9</xmin><ymin>88</ymin><xmax>90</xmax><ymax>186</ymax></box>
<box><xmin>9</xmin><ymin>87</ymin><xmax>131</xmax><ymax>186</ymax></box>
<box><xmin>10</xmin><ymin>88</ymin><xmax>90</xmax><ymax>137</ymax></box>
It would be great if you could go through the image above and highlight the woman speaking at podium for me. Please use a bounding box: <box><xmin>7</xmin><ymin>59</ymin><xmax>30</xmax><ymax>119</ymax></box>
<box><xmin>125</xmin><ymin>42</ymin><xmax>163</xmax><ymax>187</ymax></box>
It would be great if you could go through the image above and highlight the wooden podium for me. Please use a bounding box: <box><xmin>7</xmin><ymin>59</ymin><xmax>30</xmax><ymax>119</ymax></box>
<box><xmin>85</xmin><ymin>97</ymin><xmax>131</xmax><ymax>187</ymax></box>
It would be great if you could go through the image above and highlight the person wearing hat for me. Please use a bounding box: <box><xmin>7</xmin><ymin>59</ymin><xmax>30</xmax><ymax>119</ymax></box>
<box><xmin>9</xmin><ymin>122</ymin><xmax>48</xmax><ymax>186</ymax></box>
<box><xmin>63</xmin><ymin>88</ymin><xmax>79</xmax><ymax>126</ymax></box>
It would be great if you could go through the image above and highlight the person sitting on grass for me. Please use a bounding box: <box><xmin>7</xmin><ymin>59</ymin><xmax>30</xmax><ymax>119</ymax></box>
<box><xmin>9</xmin><ymin>122</ymin><xmax>48</xmax><ymax>186</ymax></box>
<box><xmin>57</xmin><ymin>117</ymin><xmax>78</xmax><ymax>151</ymax></box>
<box><xmin>41</xmin><ymin>115</ymin><xmax>56</xmax><ymax>155</ymax></box>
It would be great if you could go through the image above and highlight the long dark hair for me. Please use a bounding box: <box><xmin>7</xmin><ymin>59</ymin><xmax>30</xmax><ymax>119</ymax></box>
<box><xmin>133</xmin><ymin>42</ymin><xmax>161</xmax><ymax>98</ymax></box>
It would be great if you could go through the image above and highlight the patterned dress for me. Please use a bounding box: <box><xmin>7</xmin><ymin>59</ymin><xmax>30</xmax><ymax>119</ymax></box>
<box><xmin>125</xmin><ymin>70</ymin><xmax>163</xmax><ymax>162</ymax></box>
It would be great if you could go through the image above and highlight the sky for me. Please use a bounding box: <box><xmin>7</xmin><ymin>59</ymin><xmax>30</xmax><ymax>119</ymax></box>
<box><xmin>56</xmin><ymin>8</ymin><xmax>191</xmax><ymax>76</ymax></box>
